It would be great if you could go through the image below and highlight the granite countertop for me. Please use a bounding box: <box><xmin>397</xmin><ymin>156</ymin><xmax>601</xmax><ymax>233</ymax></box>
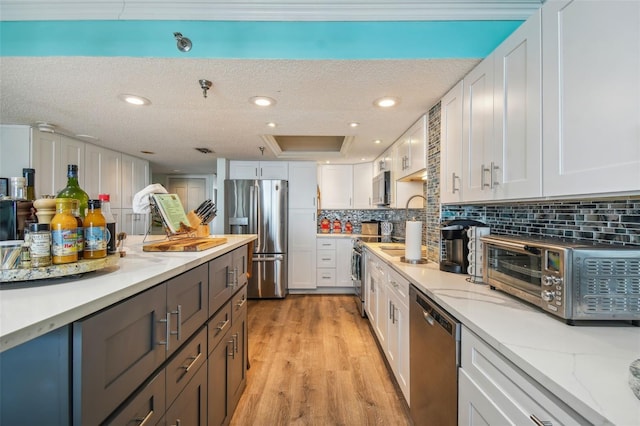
<box><xmin>364</xmin><ymin>242</ymin><xmax>640</xmax><ymax>426</ymax></box>
<box><xmin>0</xmin><ymin>234</ymin><xmax>257</xmax><ymax>353</ymax></box>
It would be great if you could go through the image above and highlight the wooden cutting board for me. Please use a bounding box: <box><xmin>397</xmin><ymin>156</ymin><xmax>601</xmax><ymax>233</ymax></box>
<box><xmin>143</xmin><ymin>237</ymin><xmax>228</xmax><ymax>252</ymax></box>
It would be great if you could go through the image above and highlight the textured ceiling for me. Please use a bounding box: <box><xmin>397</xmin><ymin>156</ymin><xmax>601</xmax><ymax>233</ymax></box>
<box><xmin>0</xmin><ymin>57</ymin><xmax>478</xmax><ymax>174</ymax></box>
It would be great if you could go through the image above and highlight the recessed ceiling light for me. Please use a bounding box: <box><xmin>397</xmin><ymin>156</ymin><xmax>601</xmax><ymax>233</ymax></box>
<box><xmin>374</xmin><ymin>139</ymin><xmax>382</xmax><ymax>144</ymax></box>
<box><xmin>361</xmin><ymin>158</ymin><xmax>367</xmax><ymax>161</ymax></box>
<box><xmin>119</xmin><ymin>94</ymin><xmax>151</xmax><ymax>106</ymax></box>
<box><xmin>349</xmin><ymin>122</ymin><xmax>359</xmax><ymax>128</ymax></box>
<box><xmin>325</xmin><ymin>160</ymin><xmax>331</xmax><ymax>164</ymax></box>
<box><xmin>374</xmin><ymin>97</ymin><xmax>399</xmax><ymax>108</ymax></box>
<box><xmin>267</xmin><ymin>122</ymin><xmax>277</xmax><ymax>128</ymax></box>
<box><xmin>250</xmin><ymin>96</ymin><xmax>276</xmax><ymax>107</ymax></box>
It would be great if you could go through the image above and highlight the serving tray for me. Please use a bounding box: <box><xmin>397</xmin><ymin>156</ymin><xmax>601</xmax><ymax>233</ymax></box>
<box><xmin>0</xmin><ymin>255</ymin><xmax>120</xmax><ymax>283</ymax></box>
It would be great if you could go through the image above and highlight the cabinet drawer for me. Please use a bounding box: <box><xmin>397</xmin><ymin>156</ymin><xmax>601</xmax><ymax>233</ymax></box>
<box><xmin>208</xmin><ymin>301</ymin><xmax>232</xmax><ymax>354</ymax></box>
<box><xmin>166</xmin><ymin>263</ymin><xmax>209</xmax><ymax>356</ymax></box>
<box><xmin>316</xmin><ymin>268</ymin><xmax>336</xmax><ymax>286</ymax></box>
<box><xmin>166</xmin><ymin>326</ymin><xmax>207</xmax><ymax>408</ymax></box>
<box><xmin>387</xmin><ymin>268</ymin><xmax>409</xmax><ymax>302</ymax></box>
<box><xmin>316</xmin><ymin>239</ymin><xmax>336</xmax><ymax>250</ymax></box>
<box><xmin>461</xmin><ymin>327</ymin><xmax>587</xmax><ymax>425</ymax></box>
<box><xmin>232</xmin><ymin>284</ymin><xmax>248</xmax><ymax>322</ymax></box>
<box><xmin>73</xmin><ymin>283</ymin><xmax>166</xmax><ymax>426</ymax></box>
<box><xmin>209</xmin><ymin>252</ymin><xmax>234</xmax><ymax>316</ymax></box>
<box><xmin>165</xmin><ymin>361</ymin><xmax>207</xmax><ymax>426</ymax></box>
<box><xmin>104</xmin><ymin>370</ymin><xmax>166</xmax><ymax>426</ymax></box>
<box><xmin>316</xmin><ymin>249</ymin><xmax>336</xmax><ymax>267</ymax></box>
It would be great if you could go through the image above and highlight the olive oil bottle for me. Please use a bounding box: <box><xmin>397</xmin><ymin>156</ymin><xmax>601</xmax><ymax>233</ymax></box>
<box><xmin>57</xmin><ymin>164</ymin><xmax>89</xmax><ymax>219</ymax></box>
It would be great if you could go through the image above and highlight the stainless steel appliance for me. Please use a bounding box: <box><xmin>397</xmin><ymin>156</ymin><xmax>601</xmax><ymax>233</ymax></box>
<box><xmin>225</xmin><ymin>179</ymin><xmax>288</xmax><ymax>298</ymax></box>
<box><xmin>0</xmin><ymin>199</ymin><xmax>33</xmax><ymax>241</ymax></box>
<box><xmin>352</xmin><ymin>221</ymin><xmax>382</xmax><ymax>316</ymax></box>
<box><xmin>440</xmin><ymin>219</ymin><xmax>486</xmax><ymax>273</ymax></box>
<box><xmin>410</xmin><ymin>285</ymin><xmax>460</xmax><ymax>426</ymax></box>
<box><xmin>372</xmin><ymin>171</ymin><xmax>391</xmax><ymax>206</ymax></box>
<box><xmin>482</xmin><ymin>234</ymin><xmax>640</xmax><ymax>324</ymax></box>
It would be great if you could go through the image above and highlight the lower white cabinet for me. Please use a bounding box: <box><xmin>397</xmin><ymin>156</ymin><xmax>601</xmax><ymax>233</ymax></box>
<box><xmin>116</xmin><ymin>207</ymin><xmax>149</xmax><ymax>236</ymax></box>
<box><xmin>288</xmin><ymin>209</ymin><xmax>317</xmax><ymax>290</ymax></box>
<box><xmin>316</xmin><ymin>237</ymin><xmax>353</xmax><ymax>288</ymax></box>
<box><xmin>459</xmin><ymin>326</ymin><xmax>588</xmax><ymax>426</ymax></box>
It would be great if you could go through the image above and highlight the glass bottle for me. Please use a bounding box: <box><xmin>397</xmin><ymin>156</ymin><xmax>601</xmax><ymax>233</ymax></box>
<box><xmin>57</xmin><ymin>164</ymin><xmax>89</xmax><ymax>219</ymax></box>
<box><xmin>99</xmin><ymin>194</ymin><xmax>117</xmax><ymax>255</ymax></box>
<box><xmin>20</xmin><ymin>228</ymin><xmax>31</xmax><ymax>268</ymax></box>
<box><xmin>51</xmin><ymin>198</ymin><xmax>78</xmax><ymax>264</ymax></box>
<box><xmin>72</xmin><ymin>199</ymin><xmax>84</xmax><ymax>259</ymax></box>
<box><xmin>29</xmin><ymin>223</ymin><xmax>52</xmax><ymax>267</ymax></box>
<box><xmin>83</xmin><ymin>199</ymin><xmax>107</xmax><ymax>259</ymax></box>
<box><xmin>22</xmin><ymin>168</ymin><xmax>36</xmax><ymax>201</ymax></box>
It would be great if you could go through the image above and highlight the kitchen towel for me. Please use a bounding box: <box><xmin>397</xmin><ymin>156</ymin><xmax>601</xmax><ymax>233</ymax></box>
<box><xmin>405</xmin><ymin>220</ymin><xmax>423</xmax><ymax>260</ymax></box>
<box><xmin>132</xmin><ymin>183</ymin><xmax>168</xmax><ymax>214</ymax></box>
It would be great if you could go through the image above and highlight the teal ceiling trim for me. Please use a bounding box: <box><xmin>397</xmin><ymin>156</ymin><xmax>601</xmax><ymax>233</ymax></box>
<box><xmin>0</xmin><ymin>20</ymin><xmax>522</xmax><ymax>59</ymax></box>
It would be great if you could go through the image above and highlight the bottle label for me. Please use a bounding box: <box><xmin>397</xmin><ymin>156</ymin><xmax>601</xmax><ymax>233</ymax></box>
<box><xmin>30</xmin><ymin>233</ymin><xmax>52</xmax><ymax>257</ymax></box>
<box><xmin>84</xmin><ymin>226</ymin><xmax>107</xmax><ymax>251</ymax></box>
<box><xmin>52</xmin><ymin>229</ymin><xmax>77</xmax><ymax>256</ymax></box>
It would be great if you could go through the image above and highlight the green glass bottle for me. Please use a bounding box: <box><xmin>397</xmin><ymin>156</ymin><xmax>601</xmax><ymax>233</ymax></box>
<box><xmin>57</xmin><ymin>164</ymin><xmax>89</xmax><ymax>220</ymax></box>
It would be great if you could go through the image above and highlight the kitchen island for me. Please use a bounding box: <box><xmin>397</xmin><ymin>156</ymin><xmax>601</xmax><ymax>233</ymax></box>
<box><xmin>365</xmin><ymin>242</ymin><xmax>640</xmax><ymax>426</ymax></box>
<box><xmin>0</xmin><ymin>234</ymin><xmax>256</xmax><ymax>425</ymax></box>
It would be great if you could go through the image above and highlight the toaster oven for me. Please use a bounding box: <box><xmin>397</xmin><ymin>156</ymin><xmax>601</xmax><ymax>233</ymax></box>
<box><xmin>482</xmin><ymin>234</ymin><xmax>640</xmax><ymax>324</ymax></box>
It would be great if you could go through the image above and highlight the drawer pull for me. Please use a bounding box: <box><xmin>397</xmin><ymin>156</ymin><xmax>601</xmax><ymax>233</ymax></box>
<box><xmin>529</xmin><ymin>415</ymin><xmax>552</xmax><ymax>426</ymax></box>
<box><xmin>158</xmin><ymin>312</ymin><xmax>171</xmax><ymax>351</ymax></box>
<box><xmin>227</xmin><ymin>337</ymin><xmax>236</xmax><ymax>358</ymax></box>
<box><xmin>169</xmin><ymin>305</ymin><xmax>182</xmax><ymax>341</ymax></box>
<box><xmin>236</xmin><ymin>297</ymin><xmax>247</xmax><ymax>309</ymax></box>
<box><xmin>215</xmin><ymin>318</ymin><xmax>230</xmax><ymax>332</ymax></box>
<box><xmin>233</xmin><ymin>332</ymin><xmax>239</xmax><ymax>353</ymax></box>
<box><xmin>321</xmin><ymin>257</ymin><xmax>332</xmax><ymax>261</ymax></box>
<box><xmin>135</xmin><ymin>409</ymin><xmax>154</xmax><ymax>426</ymax></box>
<box><xmin>181</xmin><ymin>352</ymin><xmax>202</xmax><ymax>372</ymax></box>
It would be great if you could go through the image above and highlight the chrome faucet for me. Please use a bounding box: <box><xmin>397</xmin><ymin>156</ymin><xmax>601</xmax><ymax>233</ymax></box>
<box><xmin>405</xmin><ymin>194</ymin><xmax>427</xmax><ymax>220</ymax></box>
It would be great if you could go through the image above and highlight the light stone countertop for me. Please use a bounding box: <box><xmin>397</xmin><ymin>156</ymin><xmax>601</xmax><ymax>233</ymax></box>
<box><xmin>0</xmin><ymin>234</ymin><xmax>257</xmax><ymax>353</ymax></box>
<box><xmin>364</xmin><ymin>242</ymin><xmax>640</xmax><ymax>426</ymax></box>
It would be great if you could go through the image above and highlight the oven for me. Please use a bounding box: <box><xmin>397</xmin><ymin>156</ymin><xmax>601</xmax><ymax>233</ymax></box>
<box><xmin>352</xmin><ymin>239</ymin><xmax>365</xmax><ymax>317</ymax></box>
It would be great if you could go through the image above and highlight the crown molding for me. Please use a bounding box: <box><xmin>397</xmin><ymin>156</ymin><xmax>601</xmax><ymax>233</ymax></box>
<box><xmin>0</xmin><ymin>0</ymin><xmax>542</xmax><ymax>21</ymax></box>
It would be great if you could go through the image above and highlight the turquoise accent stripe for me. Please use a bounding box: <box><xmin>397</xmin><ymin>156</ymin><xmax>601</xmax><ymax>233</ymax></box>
<box><xmin>0</xmin><ymin>20</ymin><xmax>522</xmax><ymax>59</ymax></box>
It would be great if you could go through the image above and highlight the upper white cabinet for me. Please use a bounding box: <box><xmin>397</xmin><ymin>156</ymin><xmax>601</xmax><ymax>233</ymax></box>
<box><xmin>542</xmin><ymin>0</ymin><xmax>640</xmax><ymax>196</ymax></box>
<box><xmin>374</xmin><ymin>149</ymin><xmax>392</xmax><ymax>177</ymax></box>
<box><xmin>121</xmin><ymin>154</ymin><xmax>150</xmax><ymax>209</ymax></box>
<box><xmin>32</xmin><ymin>130</ymin><xmax>85</xmax><ymax>197</ymax></box>
<box><xmin>84</xmin><ymin>144</ymin><xmax>121</xmax><ymax>203</ymax></box>
<box><xmin>288</xmin><ymin>161</ymin><xmax>317</xmax><ymax>209</ymax></box>
<box><xmin>395</xmin><ymin>114</ymin><xmax>427</xmax><ymax>181</ymax></box>
<box><xmin>461</xmin><ymin>10</ymin><xmax>542</xmax><ymax>203</ymax></box>
<box><xmin>440</xmin><ymin>81</ymin><xmax>464</xmax><ymax>204</ymax></box>
<box><xmin>352</xmin><ymin>162</ymin><xmax>373</xmax><ymax>209</ymax></box>
<box><xmin>229</xmin><ymin>161</ymin><xmax>288</xmax><ymax>180</ymax></box>
<box><xmin>318</xmin><ymin>164</ymin><xmax>353</xmax><ymax>209</ymax></box>
<box><xmin>0</xmin><ymin>125</ymin><xmax>31</xmax><ymax>179</ymax></box>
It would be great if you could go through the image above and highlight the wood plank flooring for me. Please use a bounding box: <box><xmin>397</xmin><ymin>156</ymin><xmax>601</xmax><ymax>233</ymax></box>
<box><xmin>230</xmin><ymin>295</ymin><xmax>411</xmax><ymax>426</ymax></box>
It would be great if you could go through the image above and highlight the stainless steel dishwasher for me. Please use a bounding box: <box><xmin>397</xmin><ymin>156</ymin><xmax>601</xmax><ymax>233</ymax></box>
<box><xmin>409</xmin><ymin>285</ymin><xmax>461</xmax><ymax>426</ymax></box>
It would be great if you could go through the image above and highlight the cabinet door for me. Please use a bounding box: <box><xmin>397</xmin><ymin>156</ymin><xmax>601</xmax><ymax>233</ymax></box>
<box><xmin>31</xmin><ymin>130</ymin><xmax>60</xmax><ymax>197</ymax></box>
<box><xmin>72</xmin><ymin>283</ymin><xmax>166</xmax><ymax>426</ymax></box>
<box><xmin>394</xmin><ymin>131</ymin><xmax>411</xmax><ymax>177</ymax></box>
<box><xmin>122</xmin><ymin>154</ymin><xmax>149</xmax><ymax>209</ymax></box>
<box><xmin>208</xmin><ymin>329</ymin><xmax>232</xmax><ymax>426</ymax></box>
<box><xmin>58</xmin><ymin>135</ymin><xmax>85</xmax><ymax>190</ymax></box>
<box><xmin>365</xmin><ymin>252</ymin><xmax>376</xmax><ymax>321</ymax></box>
<box><xmin>335</xmin><ymin>238</ymin><xmax>353</xmax><ymax>287</ymax></box>
<box><xmin>386</xmin><ymin>288</ymin><xmax>410</xmax><ymax>403</ymax></box>
<box><xmin>104</xmin><ymin>370</ymin><xmax>166</xmax><ymax>426</ymax></box>
<box><xmin>232</xmin><ymin>246</ymin><xmax>249</xmax><ymax>289</ymax></box>
<box><xmin>166</xmin><ymin>264</ymin><xmax>209</xmax><ymax>357</ymax></box>
<box><xmin>459</xmin><ymin>369</ymin><xmax>508</xmax><ymax>426</ymax></box>
<box><xmin>227</xmin><ymin>307</ymin><xmax>247</xmax><ymax>415</ymax></box>
<box><xmin>318</xmin><ymin>165</ymin><xmax>353</xmax><ymax>209</ymax></box>
<box><xmin>288</xmin><ymin>209</ymin><xmax>317</xmax><ymax>289</ymax></box>
<box><xmin>209</xmin><ymin>252</ymin><xmax>234</xmax><ymax>315</ymax></box>
<box><xmin>116</xmin><ymin>207</ymin><xmax>149</xmax><ymax>236</ymax></box>
<box><xmin>542</xmin><ymin>0</ymin><xmax>640</xmax><ymax>196</ymax></box>
<box><xmin>440</xmin><ymin>81</ymin><xmax>464</xmax><ymax>203</ymax></box>
<box><xmin>462</xmin><ymin>56</ymin><xmax>494</xmax><ymax>202</ymax></box>
<box><xmin>0</xmin><ymin>125</ymin><xmax>31</xmax><ymax>178</ymax></box>
<box><xmin>258</xmin><ymin>161</ymin><xmax>288</xmax><ymax>179</ymax></box>
<box><xmin>165</xmin><ymin>363</ymin><xmax>207</xmax><ymax>426</ymax></box>
<box><xmin>493</xmin><ymin>10</ymin><xmax>542</xmax><ymax>200</ymax></box>
<box><xmin>352</xmin><ymin>162</ymin><xmax>373</xmax><ymax>208</ymax></box>
<box><xmin>166</xmin><ymin>327</ymin><xmax>207</xmax><ymax>408</ymax></box>
<box><xmin>229</xmin><ymin>161</ymin><xmax>258</xmax><ymax>179</ymax></box>
<box><xmin>288</xmin><ymin>161</ymin><xmax>317</xmax><ymax>209</ymax></box>
<box><xmin>84</xmin><ymin>144</ymin><xmax>120</xmax><ymax>201</ymax></box>
<box><xmin>407</xmin><ymin>115</ymin><xmax>427</xmax><ymax>177</ymax></box>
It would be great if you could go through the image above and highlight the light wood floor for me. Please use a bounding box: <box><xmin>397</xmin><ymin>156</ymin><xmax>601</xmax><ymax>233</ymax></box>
<box><xmin>230</xmin><ymin>295</ymin><xmax>412</xmax><ymax>426</ymax></box>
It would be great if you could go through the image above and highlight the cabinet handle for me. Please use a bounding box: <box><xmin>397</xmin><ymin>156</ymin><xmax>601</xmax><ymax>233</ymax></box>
<box><xmin>451</xmin><ymin>172</ymin><xmax>460</xmax><ymax>194</ymax></box>
<box><xmin>227</xmin><ymin>268</ymin><xmax>236</xmax><ymax>288</ymax></box>
<box><xmin>227</xmin><ymin>338</ymin><xmax>235</xmax><ymax>358</ymax></box>
<box><xmin>215</xmin><ymin>318</ymin><xmax>230</xmax><ymax>332</ymax></box>
<box><xmin>313</xmin><ymin>212</ymin><xmax>316</xmax><ymax>221</ymax></box>
<box><xmin>181</xmin><ymin>352</ymin><xmax>202</xmax><ymax>372</ymax></box>
<box><xmin>529</xmin><ymin>415</ymin><xmax>553</xmax><ymax>426</ymax></box>
<box><xmin>135</xmin><ymin>409</ymin><xmax>154</xmax><ymax>426</ymax></box>
<box><xmin>236</xmin><ymin>296</ymin><xmax>246</xmax><ymax>309</ymax></box>
<box><xmin>321</xmin><ymin>257</ymin><xmax>331</xmax><ymax>261</ymax></box>
<box><xmin>233</xmin><ymin>332</ymin><xmax>239</xmax><ymax>353</ymax></box>
<box><xmin>170</xmin><ymin>420</ymin><xmax>181</xmax><ymax>426</ymax></box>
<box><xmin>389</xmin><ymin>300</ymin><xmax>393</xmax><ymax>320</ymax></box>
<box><xmin>490</xmin><ymin>161</ymin><xmax>499</xmax><ymax>189</ymax></box>
<box><xmin>158</xmin><ymin>312</ymin><xmax>171</xmax><ymax>351</ymax></box>
<box><xmin>169</xmin><ymin>305</ymin><xmax>181</xmax><ymax>341</ymax></box>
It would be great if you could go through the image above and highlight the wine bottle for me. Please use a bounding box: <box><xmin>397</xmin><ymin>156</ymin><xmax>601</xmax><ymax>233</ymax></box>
<box><xmin>57</xmin><ymin>164</ymin><xmax>89</xmax><ymax>219</ymax></box>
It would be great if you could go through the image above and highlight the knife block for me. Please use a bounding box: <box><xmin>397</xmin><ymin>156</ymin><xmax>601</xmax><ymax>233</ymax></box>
<box><xmin>187</xmin><ymin>210</ymin><xmax>211</xmax><ymax>237</ymax></box>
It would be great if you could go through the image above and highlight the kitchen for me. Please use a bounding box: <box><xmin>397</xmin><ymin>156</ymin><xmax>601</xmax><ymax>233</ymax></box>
<box><xmin>1</xmin><ymin>0</ymin><xmax>640</xmax><ymax>425</ymax></box>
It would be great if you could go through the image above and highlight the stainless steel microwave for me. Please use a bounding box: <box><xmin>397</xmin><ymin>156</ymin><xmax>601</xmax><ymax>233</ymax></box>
<box><xmin>372</xmin><ymin>171</ymin><xmax>391</xmax><ymax>206</ymax></box>
<box><xmin>482</xmin><ymin>234</ymin><xmax>640</xmax><ymax>324</ymax></box>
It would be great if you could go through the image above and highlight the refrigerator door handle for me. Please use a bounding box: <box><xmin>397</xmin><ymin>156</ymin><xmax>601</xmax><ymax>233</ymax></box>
<box><xmin>252</xmin><ymin>255</ymin><xmax>284</xmax><ymax>262</ymax></box>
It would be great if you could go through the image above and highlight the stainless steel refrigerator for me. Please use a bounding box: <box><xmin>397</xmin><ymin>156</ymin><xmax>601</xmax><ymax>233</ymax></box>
<box><xmin>224</xmin><ymin>179</ymin><xmax>288</xmax><ymax>298</ymax></box>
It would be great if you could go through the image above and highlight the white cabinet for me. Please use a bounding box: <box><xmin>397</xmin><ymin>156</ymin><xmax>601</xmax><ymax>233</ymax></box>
<box><xmin>121</xmin><ymin>154</ymin><xmax>149</xmax><ymax>209</ymax></box>
<box><xmin>315</xmin><ymin>237</ymin><xmax>353</xmax><ymax>288</ymax></box>
<box><xmin>84</xmin><ymin>144</ymin><xmax>121</xmax><ymax>202</ymax></box>
<box><xmin>32</xmin><ymin>130</ymin><xmax>85</xmax><ymax>197</ymax></box>
<box><xmin>395</xmin><ymin>114</ymin><xmax>427</xmax><ymax>181</ymax></box>
<box><xmin>440</xmin><ymin>81</ymin><xmax>464</xmax><ymax>203</ymax></box>
<box><xmin>288</xmin><ymin>209</ymin><xmax>317</xmax><ymax>290</ymax></box>
<box><xmin>542</xmin><ymin>0</ymin><xmax>640</xmax><ymax>196</ymax></box>
<box><xmin>318</xmin><ymin>164</ymin><xmax>353</xmax><ymax>209</ymax></box>
<box><xmin>373</xmin><ymin>149</ymin><xmax>392</xmax><ymax>177</ymax></box>
<box><xmin>117</xmin><ymin>208</ymin><xmax>149</xmax><ymax>236</ymax></box>
<box><xmin>352</xmin><ymin>162</ymin><xmax>373</xmax><ymax>209</ymax></box>
<box><xmin>459</xmin><ymin>326</ymin><xmax>588</xmax><ymax>426</ymax></box>
<box><xmin>385</xmin><ymin>268</ymin><xmax>410</xmax><ymax>403</ymax></box>
<box><xmin>0</xmin><ymin>125</ymin><xmax>31</xmax><ymax>179</ymax></box>
<box><xmin>288</xmin><ymin>161</ymin><xmax>318</xmax><ymax>290</ymax></box>
<box><xmin>229</xmin><ymin>161</ymin><xmax>288</xmax><ymax>180</ymax></box>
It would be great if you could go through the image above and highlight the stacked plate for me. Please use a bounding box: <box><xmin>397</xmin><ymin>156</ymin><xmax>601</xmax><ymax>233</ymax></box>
<box><xmin>467</xmin><ymin>226</ymin><xmax>490</xmax><ymax>283</ymax></box>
